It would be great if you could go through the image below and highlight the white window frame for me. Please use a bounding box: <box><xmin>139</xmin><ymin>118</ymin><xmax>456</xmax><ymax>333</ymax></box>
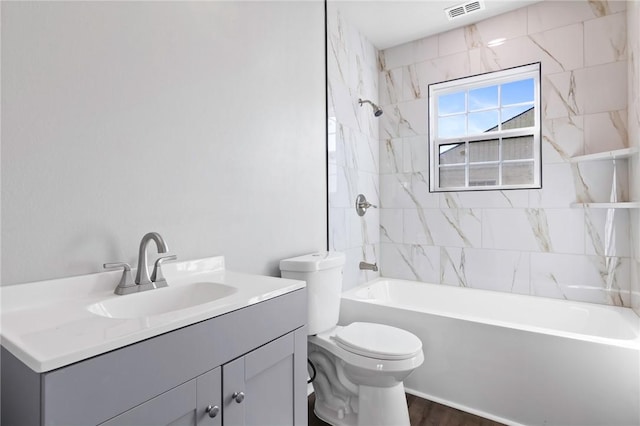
<box><xmin>428</xmin><ymin>63</ymin><xmax>541</xmax><ymax>192</ymax></box>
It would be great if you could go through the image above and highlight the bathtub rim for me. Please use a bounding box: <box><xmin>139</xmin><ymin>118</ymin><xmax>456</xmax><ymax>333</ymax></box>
<box><xmin>342</xmin><ymin>277</ymin><xmax>640</xmax><ymax>350</ymax></box>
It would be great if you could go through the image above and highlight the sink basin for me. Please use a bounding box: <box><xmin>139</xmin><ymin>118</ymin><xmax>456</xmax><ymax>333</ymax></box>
<box><xmin>87</xmin><ymin>282</ymin><xmax>237</xmax><ymax>319</ymax></box>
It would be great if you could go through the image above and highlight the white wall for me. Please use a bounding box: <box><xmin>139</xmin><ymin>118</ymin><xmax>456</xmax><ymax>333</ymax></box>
<box><xmin>1</xmin><ymin>1</ymin><xmax>326</xmax><ymax>285</ymax></box>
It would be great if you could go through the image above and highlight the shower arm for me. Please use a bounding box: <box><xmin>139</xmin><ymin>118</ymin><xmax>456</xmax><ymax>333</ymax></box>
<box><xmin>358</xmin><ymin>98</ymin><xmax>383</xmax><ymax>117</ymax></box>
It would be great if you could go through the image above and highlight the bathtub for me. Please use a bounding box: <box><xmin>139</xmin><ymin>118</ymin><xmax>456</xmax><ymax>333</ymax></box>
<box><xmin>339</xmin><ymin>278</ymin><xmax>640</xmax><ymax>426</ymax></box>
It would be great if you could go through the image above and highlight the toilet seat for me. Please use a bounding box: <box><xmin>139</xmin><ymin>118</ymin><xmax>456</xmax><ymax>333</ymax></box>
<box><xmin>310</xmin><ymin>323</ymin><xmax>424</xmax><ymax>378</ymax></box>
<box><xmin>332</xmin><ymin>322</ymin><xmax>422</xmax><ymax>360</ymax></box>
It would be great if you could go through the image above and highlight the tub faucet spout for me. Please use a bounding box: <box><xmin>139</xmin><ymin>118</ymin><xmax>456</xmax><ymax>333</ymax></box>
<box><xmin>359</xmin><ymin>261</ymin><xmax>378</xmax><ymax>272</ymax></box>
<box><xmin>135</xmin><ymin>232</ymin><xmax>169</xmax><ymax>286</ymax></box>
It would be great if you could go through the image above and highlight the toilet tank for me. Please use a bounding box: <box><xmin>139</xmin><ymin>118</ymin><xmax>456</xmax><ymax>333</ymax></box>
<box><xmin>280</xmin><ymin>252</ymin><xmax>345</xmax><ymax>335</ymax></box>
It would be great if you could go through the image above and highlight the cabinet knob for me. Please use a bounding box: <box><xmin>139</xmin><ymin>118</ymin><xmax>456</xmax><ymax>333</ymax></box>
<box><xmin>232</xmin><ymin>391</ymin><xmax>245</xmax><ymax>403</ymax></box>
<box><xmin>206</xmin><ymin>405</ymin><xmax>220</xmax><ymax>418</ymax></box>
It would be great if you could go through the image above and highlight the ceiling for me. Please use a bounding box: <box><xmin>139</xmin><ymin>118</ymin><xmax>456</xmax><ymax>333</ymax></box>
<box><xmin>333</xmin><ymin>0</ymin><xmax>542</xmax><ymax>50</ymax></box>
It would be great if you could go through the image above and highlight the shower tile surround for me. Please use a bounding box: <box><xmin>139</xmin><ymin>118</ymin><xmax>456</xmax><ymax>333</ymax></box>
<box><xmin>327</xmin><ymin>1</ymin><xmax>381</xmax><ymax>287</ymax></box>
<box><xmin>328</xmin><ymin>0</ymin><xmax>639</xmax><ymax>310</ymax></box>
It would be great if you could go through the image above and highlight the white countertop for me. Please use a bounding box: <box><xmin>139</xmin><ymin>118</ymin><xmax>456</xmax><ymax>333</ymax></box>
<box><xmin>0</xmin><ymin>256</ymin><xmax>305</xmax><ymax>373</ymax></box>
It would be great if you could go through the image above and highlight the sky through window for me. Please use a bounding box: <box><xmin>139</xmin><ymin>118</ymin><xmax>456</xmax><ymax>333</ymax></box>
<box><xmin>437</xmin><ymin>78</ymin><xmax>534</xmax><ymax>139</ymax></box>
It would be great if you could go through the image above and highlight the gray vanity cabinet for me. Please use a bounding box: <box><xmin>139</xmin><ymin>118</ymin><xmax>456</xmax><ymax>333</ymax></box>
<box><xmin>1</xmin><ymin>288</ymin><xmax>307</xmax><ymax>426</ymax></box>
<box><xmin>100</xmin><ymin>330</ymin><xmax>299</xmax><ymax>426</ymax></box>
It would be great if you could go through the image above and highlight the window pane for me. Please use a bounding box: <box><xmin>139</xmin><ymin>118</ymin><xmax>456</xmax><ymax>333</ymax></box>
<box><xmin>440</xmin><ymin>166</ymin><xmax>465</xmax><ymax>188</ymax></box>
<box><xmin>469</xmin><ymin>139</ymin><xmax>499</xmax><ymax>162</ymax></box>
<box><xmin>438</xmin><ymin>115</ymin><xmax>466</xmax><ymax>138</ymax></box>
<box><xmin>469</xmin><ymin>85</ymin><xmax>498</xmax><ymax>111</ymax></box>
<box><xmin>469</xmin><ymin>164</ymin><xmax>498</xmax><ymax>187</ymax></box>
<box><xmin>503</xmin><ymin>135</ymin><xmax>534</xmax><ymax>160</ymax></box>
<box><xmin>439</xmin><ymin>143</ymin><xmax>465</xmax><ymax>165</ymax></box>
<box><xmin>469</xmin><ymin>110</ymin><xmax>499</xmax><ymax>133</ymax></box>
<box><xmin>503</xmin><ymin>162</ymin><xmax>534</xmax><ymax>185</ymax></box>
<box><xmin>501</xmin><ymin>78</ymin><xmax>534</xmax><ymax>105</ymax></box>
<box><xmin>438</xmin><ymin>92</ymin><xmax>466</xmax><ymax>115</ymax></box>
<box><xmin>428</xmin><ymin>63</ymin><xmax>540</xmax><ymax>193</ymax></box>
<box><xmin>501</xmin><ymin>105</ymin><xmax>534</xmax><ymax>129</ymax></box>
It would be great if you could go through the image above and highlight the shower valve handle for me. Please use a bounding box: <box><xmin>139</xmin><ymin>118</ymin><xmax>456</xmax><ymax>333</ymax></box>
<box><xmin>355</xmin><ymin>194</ymin><xmax>377</xmax><ymax>216</ymax></box>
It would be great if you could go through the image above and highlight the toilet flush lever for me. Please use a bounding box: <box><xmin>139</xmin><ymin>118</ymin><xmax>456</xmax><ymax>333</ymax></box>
<box><xmin>356</xmin><ymin>194</ymin><xmax>377</xmax><ymax>217</ymax></box>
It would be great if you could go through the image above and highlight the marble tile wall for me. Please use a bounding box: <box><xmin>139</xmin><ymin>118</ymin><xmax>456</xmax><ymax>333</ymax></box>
<box><xmin>378</xmin><ymin>0</ymin><xmax>635</xmax><ymax>307</ymax></box>
<box><xmin>628</xmin><ymin>0</ymin><xmax>640</xmax><ymax>314</ymax></box>
<box><xmin>327</xmin><ymin>2</ymin><xmax>380</xmax><ymax>290</ymax></box>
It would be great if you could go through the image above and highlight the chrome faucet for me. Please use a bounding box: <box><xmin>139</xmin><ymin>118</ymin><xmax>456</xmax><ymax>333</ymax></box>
<box><xmin>136</xmin><ymin>232</ymin><xmax>168</xmax><ymax>286</ymax></box>
<box><xmin>359</xmin><ymin>261</ymin><xmax>378</xmax><ymax>272</ymax></box>
<box><xmin>104</xmin><ymin>232</ymin><xmax>176</xmax><ymax>295</ymax></box>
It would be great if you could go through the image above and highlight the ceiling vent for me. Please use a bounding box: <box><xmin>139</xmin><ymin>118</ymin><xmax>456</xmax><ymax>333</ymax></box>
<box><xmin>444</xmin><ymin>0</ymin><xmax>485</xmax><ymax>21</ymax></box>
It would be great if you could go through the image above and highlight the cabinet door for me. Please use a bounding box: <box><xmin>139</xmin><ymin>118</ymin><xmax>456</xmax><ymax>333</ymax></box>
<box><xmin>197</xmin><ymin>367</ymin><xmax>222</xmax><ymax>426</ymax></box>
<box><xmin>99</xmin><ymin>380</ymin><xmax>197</xmax><ymax>426</ymax></box>
<box><xmin>223</xmin><ymin>333</ymin><xmax>298</xmax><ymax>426</ymax></box>
<box><xmin>99</xmin><ymin>368</ymin><xmax>221</xmax><ymax>426</ymax></box>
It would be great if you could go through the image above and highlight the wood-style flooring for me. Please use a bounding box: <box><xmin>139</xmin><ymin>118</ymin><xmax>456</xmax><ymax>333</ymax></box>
<box><xmin>308</xmin><ymin>393</ymin><xmax>505</xmax><ymax>426</ymax></box>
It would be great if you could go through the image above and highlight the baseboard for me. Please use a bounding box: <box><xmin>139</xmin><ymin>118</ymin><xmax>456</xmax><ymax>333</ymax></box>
<box><xmin>404</xmin><ymin>387</ymin><xmax>522</xmax><ymax>426</ymax></box>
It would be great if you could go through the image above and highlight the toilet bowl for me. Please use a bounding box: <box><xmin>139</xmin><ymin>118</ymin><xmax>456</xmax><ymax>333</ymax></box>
<box><xmin>279</xmin><ymin>252</ymin><xmax>424</xmax><ymax>426</ymax></box>
<box><xmin>309</xmin><ymin>322</ymin><xmax>424</xmax><ymax>426</ymax></box>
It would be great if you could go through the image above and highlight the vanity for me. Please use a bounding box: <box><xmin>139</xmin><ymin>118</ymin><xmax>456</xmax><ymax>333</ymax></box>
<box><xmin>1</xmin><ymin>256</ymin><xmax>307</xmax><ymax>426</ymax></box>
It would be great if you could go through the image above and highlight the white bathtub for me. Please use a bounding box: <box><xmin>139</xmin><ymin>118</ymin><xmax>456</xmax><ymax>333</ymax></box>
<box><xmin>339</xmin><ymin>278</ymin><xmax>640</xmax><ymax>426</ymax></box>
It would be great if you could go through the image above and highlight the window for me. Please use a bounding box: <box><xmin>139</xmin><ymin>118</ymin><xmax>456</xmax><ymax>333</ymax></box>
<box><xmin>428</xmin><ymin>63</ymin><xmax>541</xmax><ymax>192</ymax></box>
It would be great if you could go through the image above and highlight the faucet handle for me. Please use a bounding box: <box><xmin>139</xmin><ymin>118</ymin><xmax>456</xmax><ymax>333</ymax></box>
<box><xmin>355</xmin><ymin>194</ymin><xmax>377</xmax><ymax>217</ymax></box>
<box><xmin>103</xmin><ymin>262</ymin><xmax>136</xmax><ymax>294</ymax></box>
<box><xmin>151</xmin><ymin>255</ymin><xmax>177</xmax><ymax>284</ymax></box>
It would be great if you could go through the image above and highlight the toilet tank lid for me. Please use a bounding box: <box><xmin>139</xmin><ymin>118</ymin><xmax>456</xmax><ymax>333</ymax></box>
<box><xmin>280</xmin><ymin>252</ymin><xmax>346</xmax><ymax>272</ymax></box>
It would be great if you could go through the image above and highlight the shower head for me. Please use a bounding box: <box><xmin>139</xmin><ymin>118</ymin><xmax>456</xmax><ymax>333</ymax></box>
<box><xmin>358</xmin><ymin>98</ymin><xmax>383</xmax><ymax>117</ymax></box>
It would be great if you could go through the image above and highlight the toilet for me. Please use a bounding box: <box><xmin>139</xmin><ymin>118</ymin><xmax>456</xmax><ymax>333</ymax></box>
<box><xmin>280</xmin><ymin>252</ymin><xmax>424</xmax><ymax>426</ymax></box>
